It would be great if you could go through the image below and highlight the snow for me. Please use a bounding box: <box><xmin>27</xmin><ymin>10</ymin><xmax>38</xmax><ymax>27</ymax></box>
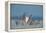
<box><xmin>10</xmin><ymin>19</ymin><xmax>43</xmax><ymax>29</ymax></box>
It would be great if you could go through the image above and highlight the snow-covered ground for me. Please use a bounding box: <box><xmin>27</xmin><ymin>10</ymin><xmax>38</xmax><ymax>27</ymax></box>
<box><xmin>10</xmin><ymin>19</ymin><xmax>43</xmax><ymax>29</ymax></box>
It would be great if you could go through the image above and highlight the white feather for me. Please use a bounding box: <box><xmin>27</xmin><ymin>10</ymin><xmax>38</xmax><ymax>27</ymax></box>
<box><xmin>25</xmin><ymin>16</ymin><xmax>29</xmax><ymax>23</ymax></box>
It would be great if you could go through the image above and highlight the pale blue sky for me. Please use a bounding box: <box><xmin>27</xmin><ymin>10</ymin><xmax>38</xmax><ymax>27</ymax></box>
<box><xmin>10</xmin><ymin>4</ymin><xmax>43</xmax><ymax>17</ymax></box>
